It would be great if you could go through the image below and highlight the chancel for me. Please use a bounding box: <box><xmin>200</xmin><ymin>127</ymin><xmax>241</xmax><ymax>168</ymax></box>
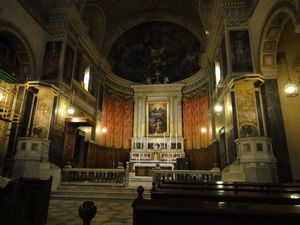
<box><xmin>1</xmin><ymin>0</ymin><xmax>300</xmax><ymax>225</ymax></box>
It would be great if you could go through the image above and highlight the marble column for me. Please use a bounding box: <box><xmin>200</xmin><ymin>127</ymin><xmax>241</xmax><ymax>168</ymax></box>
<box><xmin>141</xmin><ymin>96</ymin><xmax>146</xmax><ymax>137</ymax></box>
<box><xmin>169</xmin><ymin>96</ymin><xmax>174</xmax><ymax>137</ymax></box>
<box><xmin>133</xmin><ymin>96</ymin><xmax>138</xmax><ymax>138</ymax></box>
<box><xmin>137</xmin><ymin>96</ymin><xmax>142</xmax><ymax>137</ymax></box>
<box><xmin>174</xmin><ymin>95</ymin><xmax>178</xmax><ymax>136</ymax></box>
<box><xmin>177</xmin><ymin>95</ymin><xmax>183</xmax><ymax>137</ymax></box>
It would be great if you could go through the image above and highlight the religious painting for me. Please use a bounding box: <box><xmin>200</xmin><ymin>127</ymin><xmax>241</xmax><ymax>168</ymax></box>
<box><xmin>62</xmin><ymin>44</ymin><xmax>75</xmax><ymax>85</ymax></box>
<box><xmin>220</xmin><ymin>36</ymin><xmax>228</xmax><ymax>78</ymax></box>
<box><xmin>41</xmin><ymin>41</ymin><xmax>62</xmax><ymax>79</ymax></box>
<box><xmin>147</xmin><ymin>102</ymin><xmax>169</xmax><ymax>136</ymax></box>
<box><xmin>229</xmin><ymin>30</ymin><xmax>253</xmax><ymax>73</ymax></box>
<box><xmin>108</xmin><ymin>21</ymin><xmax>201</xmax><ymax>83</ymax></box>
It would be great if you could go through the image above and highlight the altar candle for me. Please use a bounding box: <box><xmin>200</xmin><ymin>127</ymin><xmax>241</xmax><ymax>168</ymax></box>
<box><xmin>163</xmin><ymin>132</ymin><xmax>166</xmax><ymax>148</ymax></box>
<box><xmin>175</xmin><ymin>133</ymin><xmax>178</xmax><ymax>149</ymax></box>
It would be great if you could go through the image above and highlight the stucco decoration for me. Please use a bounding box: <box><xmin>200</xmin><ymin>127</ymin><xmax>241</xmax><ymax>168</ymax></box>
<box><xmin>108</xmin><ymin>21</ymin><xmax>201</xmax><ymax>83</ymax></box>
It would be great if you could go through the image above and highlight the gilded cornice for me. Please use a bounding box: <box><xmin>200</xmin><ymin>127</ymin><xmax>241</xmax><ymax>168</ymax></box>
<box><xmin>131</xmin><ymin>83</ymin><xmax>185</xmax><ymax>98</ymax></box>
<box><xmin>222</xmin><ymin>0</ymin><xmax>258</xmax><ymax>18</ymax></box>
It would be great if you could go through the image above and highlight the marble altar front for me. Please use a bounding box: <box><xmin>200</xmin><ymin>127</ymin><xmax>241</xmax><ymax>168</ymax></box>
<box><xmin>130</xmin><ymin>83</ymin><xmax>185</xmax><ymax>171</ymax></box>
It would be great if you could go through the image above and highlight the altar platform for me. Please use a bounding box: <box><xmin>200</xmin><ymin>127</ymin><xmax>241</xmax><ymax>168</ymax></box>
<box><xmin>133</xmin><ymin>162</ymin><xmax>174</xmax><ymax>176</ymax></box>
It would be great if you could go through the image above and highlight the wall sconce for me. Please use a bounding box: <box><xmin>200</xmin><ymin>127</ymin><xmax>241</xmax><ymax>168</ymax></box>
<box><xmin>214</xmin><ymin>103</ymin><xmax>223</xmax><ymax>114</ymax></box>
<box><xmin>101</xmin><ymin>127</ymin><xmax>108</xmax><ymax>133</ymax></box>
<box><xmin>67</xmin><ymin>106</ymin><xmax>75</xmax><ymax>115</ymax></box>
<box><xmin>0</xmin><ymin>90</ymin><xmax>5</xmax><ymax>102</ymax></box>
<box><xmin>282</xmin><ymin>37</ymin><xmax>298</xmax><ymax>97</ymax></box>
<box><xmin>284</xmin><ymin>80</ymin><xmax>298</xmax><ymax>97</ymax></box>
<box><xmin>200</xmin><ymin>127</ymin><xmax>207</xmax><ymax>133</ymax></box>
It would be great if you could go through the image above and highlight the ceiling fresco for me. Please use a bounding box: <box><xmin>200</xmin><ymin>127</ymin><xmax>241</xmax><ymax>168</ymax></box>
<box><xmin>108</xmin><ymin>21</ymin><xmax>202</xmax><ymax>83</ymax></box>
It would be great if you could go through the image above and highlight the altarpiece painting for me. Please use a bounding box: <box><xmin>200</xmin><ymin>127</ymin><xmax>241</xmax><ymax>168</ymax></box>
<box><xmin>147</xmin><ymin>102</ymin><xmax>168</xmax><ymax>136</ymax></box>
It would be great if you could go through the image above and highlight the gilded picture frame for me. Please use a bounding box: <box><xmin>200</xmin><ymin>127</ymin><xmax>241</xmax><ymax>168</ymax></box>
<box><xmin>146</xmin><ymin>102</ymin><xmax>169</xmax><ymax>137</ymax></box>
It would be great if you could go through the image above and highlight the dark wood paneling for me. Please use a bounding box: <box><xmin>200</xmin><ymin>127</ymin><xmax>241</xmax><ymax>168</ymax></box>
<box><xmin>185</xmin><ymin>141</ymin><xmax>220</xmax><ymax>170</ymax></box>
<box><xmin>85</xmin><ymin>141</ymin><xmax>130</xmax><ymax>168</ymax></box>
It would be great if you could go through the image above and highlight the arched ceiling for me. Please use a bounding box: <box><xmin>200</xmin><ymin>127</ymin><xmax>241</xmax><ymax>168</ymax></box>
<box><xmin>108</xmin><ymin>21</ymin><xmax>201</xmax><ymax>83</ymax></box>
<box><xmin>93</xmin><ymin>0</ymin><xmax>205</xmax><ymax>83</ymax></box>
<box><xmin>44</xmin><ymin>0</ymin><xmax>208</xmax><ymax>83</ymax></box>
<box><xmin>97</xmin><ymin>0</ymin><xmax>203</xmax><ymax>38</ymax></box>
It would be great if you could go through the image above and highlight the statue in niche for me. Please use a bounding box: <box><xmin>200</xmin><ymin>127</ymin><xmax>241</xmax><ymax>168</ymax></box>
<box><xmin>163</xmin><ymin>76</ymin><xmax>169</xmax><ymax>84</ymax></box>
<box><xmin>146</xmin><ymin>76</ymin><xmax>152</xmax><ymax>84</ymax></box>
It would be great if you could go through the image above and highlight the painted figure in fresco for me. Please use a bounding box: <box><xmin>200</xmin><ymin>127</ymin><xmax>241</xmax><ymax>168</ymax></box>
<box><xmin>155</xmin><ymin>119</ymin><xmax>162</xmax><ymax>134</ymax></box>
<box><xmin>42</xmin><ymin>42</ymin><xmax>61</xmax><ymax>79</ymax></box>
<box><xmin>230</xmin><ymin>31</ymin><xmax>252</xmax><ymax>72</ymax></box>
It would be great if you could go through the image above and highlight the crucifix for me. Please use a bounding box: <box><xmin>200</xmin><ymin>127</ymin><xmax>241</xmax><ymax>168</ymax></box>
<box><xmin>155</xmin><ymin>70</ymin><xmax>161</xmax><ymax>84</ymax></box>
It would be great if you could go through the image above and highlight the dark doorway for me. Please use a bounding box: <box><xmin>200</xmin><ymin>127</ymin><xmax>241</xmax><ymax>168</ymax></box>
<box><xmin>74</xmin><ymin>129</ymin><xmax>85</xmax><ymax>167</ymax></box>
<box><xmin>219</xmin><ymin>127</ymin><xmax>227</xmax><ymax>169</ymax></box>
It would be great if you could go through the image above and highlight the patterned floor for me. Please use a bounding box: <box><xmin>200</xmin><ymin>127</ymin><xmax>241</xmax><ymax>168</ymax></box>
<box><xmin>46</xmin><ymin>199</ymin><xmax>133</xmax><ymax>225</ymax></box>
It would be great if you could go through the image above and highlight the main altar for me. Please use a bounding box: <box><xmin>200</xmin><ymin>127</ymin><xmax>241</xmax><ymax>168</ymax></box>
<box><xmin>129</xmin><ymin>82</ymin><xmax>185</xmax><ymax>175</ymax></box>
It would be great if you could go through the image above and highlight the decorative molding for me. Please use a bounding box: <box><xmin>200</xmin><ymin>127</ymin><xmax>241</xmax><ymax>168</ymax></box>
<box><xmin>226</xmin><ymin>19</ymin><xmax>249</xmax><ymax>27</ymax></box>
<box><xmin>222</xmin><ymin>0</ymin><xmax>258</xmax><ymax>18</ymax></box>
<box><xmin>183</xmin><ymin>75</ymin><xmax>208</xmax><ymax>94</ymax></box>
<box><xmin>52</xmin><ymin>0</ymin><xmax>84</xmax><ymax>9</ymax></box>
<box><xmin>105</xmin><ymin>76</ymin><xmax>134</xmax><ymax>95</ymax></box>
<box><xmin>131</xmin><ymin>83</ymin><xmax>185</xmax><ymax>94</ymax></box>
<box><xmin>260</xmin><ymin>68</ymin><xmax>278</xmax><ymax>79</ymax></box>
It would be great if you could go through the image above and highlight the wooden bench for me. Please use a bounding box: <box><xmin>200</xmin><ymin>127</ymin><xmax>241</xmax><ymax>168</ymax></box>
<box><xmin>132</xmin><ymin>197</ymin><xmax>300</xmax><ymax>225</ymax></box>
<box><xmin>0</xmin><ymin>176</ymin><xmax>52</xmax><ymax>225</ymax></box>
<box><xmin>133</xmin><ymin>181</ymin><xmax>300</xmax><ymax>225</ymax></box>
<box><xmin>151</xmin><ymin>180</ymin><xmax>300</xmax><ymax>204</ymax></box>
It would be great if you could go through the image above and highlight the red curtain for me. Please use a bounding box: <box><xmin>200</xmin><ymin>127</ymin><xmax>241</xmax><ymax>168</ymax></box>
<box><xmin>183</xmin><ymin>90</ymin><xmax>209</xmax><ymax>150</ymax></box>
<box><xmin>100</xmin><ymin>90</ymin><xmax>133</xmax><ymax>149</ymax></box>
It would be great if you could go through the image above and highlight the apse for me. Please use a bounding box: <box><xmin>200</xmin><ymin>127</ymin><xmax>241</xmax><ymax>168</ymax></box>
<box><xmin>108</xmin><ymin>21</ymin><xmax>201</xmax><ymax>83</ymax></box>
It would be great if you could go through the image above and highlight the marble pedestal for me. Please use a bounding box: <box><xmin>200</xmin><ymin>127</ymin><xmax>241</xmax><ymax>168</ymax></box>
<box><xmin>12</xmin><ymin>137</ymin><xmax>51</xmax><ymax>179</ymax></box>
<box><xmin>235</xmin><ymin>137</ymin><xmax>278</xmax><ymax>182</ymax></box>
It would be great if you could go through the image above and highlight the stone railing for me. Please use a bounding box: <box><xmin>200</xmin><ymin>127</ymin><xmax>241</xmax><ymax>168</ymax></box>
<box><xmin>153</xmin><ymin>168</ymin><xmax>221</xmax><ymax>183</ymax></box>
<box><xmin>61</xmin><ymin>168</ymin><xmax>129</xmax><ymax>187</ymax></box>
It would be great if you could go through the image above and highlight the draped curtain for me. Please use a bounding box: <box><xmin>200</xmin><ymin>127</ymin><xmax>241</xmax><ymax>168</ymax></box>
<box><xmin>100</xmin><ymin>90</ymin><xmax>133</xmax><ymax>149</ymax></box>
<box><xmin>183</xmin><ymin>89</ymin><xmax>209</xmax><ymax>150</ymax></box>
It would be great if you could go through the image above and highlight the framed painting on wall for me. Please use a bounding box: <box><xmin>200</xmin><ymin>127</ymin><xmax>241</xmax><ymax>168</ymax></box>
<box><xmin>41</xmin><ymin>41</ymin><xmax>62</xmax><ymax>79</ymax></box>
<box><xmin>147</xmin><ymin>102</ymin><xmax>169</xmax><ymax>136</ymax></box>
<box><xmin>229</xmin><ymin>30</ymin><xmax>253</xmax><ymax>73</ymax></box>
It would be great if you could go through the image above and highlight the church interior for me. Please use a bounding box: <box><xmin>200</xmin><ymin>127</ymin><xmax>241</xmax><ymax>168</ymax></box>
<box><xmin>1</xmin><ymin>0</ymin><xmax>300</xmax><ymax>224</ymax></box>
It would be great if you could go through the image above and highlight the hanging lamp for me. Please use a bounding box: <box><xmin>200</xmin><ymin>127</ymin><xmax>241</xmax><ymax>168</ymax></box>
<box><xmin>282</xmin><ymin>36</ymin><xmax>298</xmax><ymax>97</ymax></box>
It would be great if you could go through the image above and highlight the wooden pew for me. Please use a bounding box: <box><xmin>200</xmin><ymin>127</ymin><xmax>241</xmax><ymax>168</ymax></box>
<box><xmin>132</xmin><ymin>198</ymin><xmax>300</xmax><ymax>225</ymax></box>
<box><xmin>133</xmin><ymin>185</ymin><xmax>300</xmax><ymax>225</ymax></box>
<box><xmin>151</xmin><ymin>180</ymin><xmax>300</xmax><ymax>204</ymax></box>
<box><xmin>0</xmin><ymin>176</ymin><xmax>52</xmax><ymax>225</ymax></box>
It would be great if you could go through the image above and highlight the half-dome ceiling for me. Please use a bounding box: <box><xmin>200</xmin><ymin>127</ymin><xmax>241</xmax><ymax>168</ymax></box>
<box><xmin>108</xmin><ymin>21</ymin><xmax>201</xmax><ymax>83</ymax></box>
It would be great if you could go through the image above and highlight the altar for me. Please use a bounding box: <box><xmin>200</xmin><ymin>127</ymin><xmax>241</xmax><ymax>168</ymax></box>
<box><xmin>129</xmin><ymin>83</ymin><xmax>186</xmax><ymax>175</ymax></box>
<box><xmin>134</xmin><ymin>162</ymin><xmax>174</xmax><ymax>176</ymax></box>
